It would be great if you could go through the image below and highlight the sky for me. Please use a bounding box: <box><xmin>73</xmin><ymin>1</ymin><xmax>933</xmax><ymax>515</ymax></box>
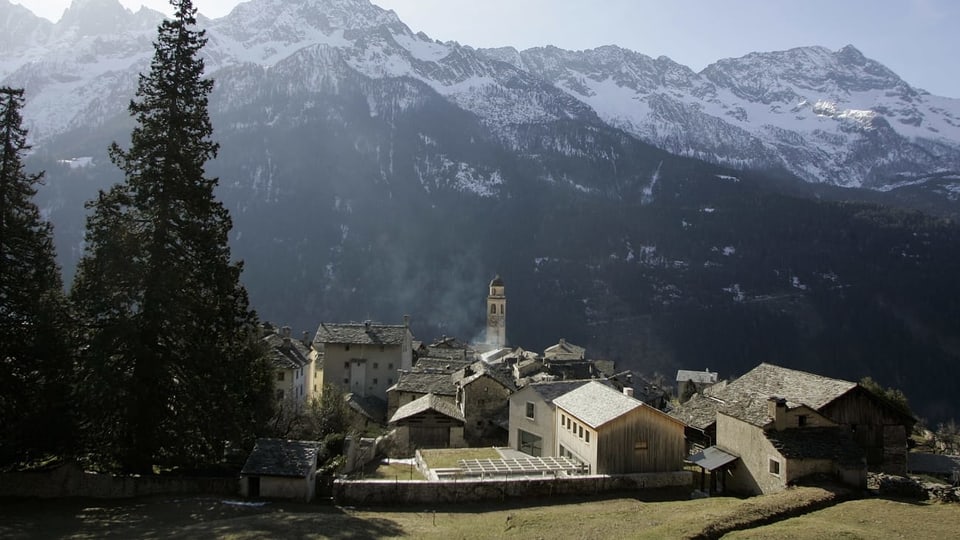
<box><xmin>11</xmin><ymin>0</ymin><xmax>960</xmax><ymax>98</ymax></box>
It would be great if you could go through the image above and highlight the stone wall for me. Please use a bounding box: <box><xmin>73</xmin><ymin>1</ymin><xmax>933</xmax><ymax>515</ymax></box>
<box><xmin>0</xmin><ymin>462</ymin><xmax>238</xmax><ymax>499</ymax></box>
<box><xmin>333</xmin><ymin>471</ymin><xmax>691</xmax><ymax>505</ymax></box>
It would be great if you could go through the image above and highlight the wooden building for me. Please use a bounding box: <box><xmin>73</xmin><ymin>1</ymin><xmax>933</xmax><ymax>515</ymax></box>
<box><xmin>553</xmin><ymin>381</ymin><xmax>686</xmax><ymax>474</ymax></box>
<box><xmin>388</xmin><ymin>393</ymin><xmax>466</xmax><ymax>455</ymax></box>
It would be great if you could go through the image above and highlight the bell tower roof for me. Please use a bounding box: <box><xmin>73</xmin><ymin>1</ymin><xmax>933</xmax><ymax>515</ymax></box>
<box><xmin>490</xmin><ymin>274</ymin><xmax>504</xmax><ymax>287</ymax></box>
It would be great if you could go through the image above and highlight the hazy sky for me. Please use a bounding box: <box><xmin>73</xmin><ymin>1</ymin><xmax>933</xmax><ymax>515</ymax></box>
<box><xmin>12</xmin><ymin>0</ymin><xmax>960</xmax><ymax>97</ymax></box>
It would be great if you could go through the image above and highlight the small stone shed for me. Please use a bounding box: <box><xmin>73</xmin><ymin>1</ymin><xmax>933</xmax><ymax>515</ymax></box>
<box><xmin>389</xmin><ymin>393</ymin><xmax>465</xmax><ymax>455</ymax></box>
<box><xmin>240</xmin><ymin>438</ymin><xmax>320</xmax><ymax>502</ymax></box>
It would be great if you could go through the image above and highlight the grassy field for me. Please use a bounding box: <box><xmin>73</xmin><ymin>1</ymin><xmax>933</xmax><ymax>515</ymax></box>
<box><xmin>2</xmin><ymin>486</ymin><xmax>957</xmax><ymax>539</ymax></box>
<box><xmin>418</xmin><ymin>447</ymin><xmax>502</xmax><ymax>469</ymax></box>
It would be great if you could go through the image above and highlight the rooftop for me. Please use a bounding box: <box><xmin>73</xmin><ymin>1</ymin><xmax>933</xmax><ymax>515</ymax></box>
<box><xmin>241</xmin><ymin>438</ymin><xmax>319</xmax><ymax>478</ymax></box>
<box><xmin>765</xmin><ymin>426</ymin><xmax>865</xmax><ymax>467</ymax></box>
<box><xmin>313</xmin><ymin>321</ymin><xmax>408</xmax><ymax>346</ymax></box>
<box><xmin>669</xmin><ymin>363</ymin><xmax>858</xmax><ymax>430</ymax></box>
<box><xmin>390</xmin><ymin>393</ymin><xmax>465</xmax><ymax>423</ymax></box>
<box><xmin>676</xmin><ymin>369</ymin><xmax>719</xmax><ymax>385</ymax></box>
<box><xmin>553</xmin><ymin>381</ymin><xmax>641</xmax><ymax>429</ymax></box>
<box><xmin>523</xmin><ymin>379</ymin><xmax>608</xmax><ymax>405</ymax></box>
<box><xmin>391</xmin><ymin>370</ymin><xmax>457</xmax><ymax>396</ymax></box>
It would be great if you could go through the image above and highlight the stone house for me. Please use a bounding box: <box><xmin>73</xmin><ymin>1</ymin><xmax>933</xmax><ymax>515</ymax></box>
<box><xmin>508</xmin><ymin>379</ymin><xmax>602</xmax><ymax>457</ymax></box>
<box><xmin>711</xmin><ymin>397</ymin><xmax>866</xmax><ymax>494</ymax></box>
<box><xmin>454</xmin><ymin>361</ymin><xmax>517</xmax><ymax>446</ymax></box>
<box><xmin>543</xmin><ymin>338</ymin><xmax>586</xmax><ymax>361</ymax></box>
<box><xmin>240</xmin><ymin>438</ymin><xmax>320</xmax><ymax>502</ymax></box>
<box><xmin>388</xmin><ymin>393</ymin><xmax>466</xmax><ymax>455</ymax></box>
<box><xmin>553</xmin><ymin>381</ymin><xmax>686</xmax><ymax>474</ymax></box>
<box><xmin>311</xmin><ymin>318</ymin><xmax>413</xmax><ymax>401</ymax></box>
<box><xmin>386</xmin><ymin>370</ymin><xmax>457</xmax><ymax>422</ymax></box>
<box><xmin>670</xmin><ymin>363</ymin><xmax>915</xmax><ymax>474</ymax></box>
<box><xmin>676</xmin><ymin>369</ymin><xmax>719</xmax><ymax>403</ymax></box>
<box><xmin>262</xmin><ymin>325</ymin><xmax>312</xmax><ymax>403</ymax></box>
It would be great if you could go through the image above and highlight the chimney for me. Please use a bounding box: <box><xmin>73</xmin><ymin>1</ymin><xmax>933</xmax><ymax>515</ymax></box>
<box><xmin>281</xmin><ymin>326</ymin><xmax>291</xmax><ymax>338</ymax></box>
<box><xmin>403</xmin><ymin>314</ymin><xmax>410</xmax><ymax>328</ymax></box>
<box><xmin>302</xmin><ymin>331</ymin><xmax>310</xmax><ymax>346</ymax></box>
<box><xmin>624</xmin><ymin>387</ymin><xmax>635</xmax><ymax>398</ymax></box>
<box><xmin>559</xmin><ymin>338</ymin><xmax>566</xmax><ymax>346</ymax></box>
<box><xmin>364</xmin><ymin>320</ymin><xmax>371</xmax><ymax>332</ymax></box>
<box><xmin>768</xmin><ymin>397</ymin><xmax>788</xmax><ymax>431</ymax></box>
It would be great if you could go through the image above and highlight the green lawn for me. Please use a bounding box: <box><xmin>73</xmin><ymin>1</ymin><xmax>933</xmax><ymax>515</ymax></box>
<box><xmin>418</xmin><ymin>447</ymin><xmax>502</xmax><ymax>469</ymax></box>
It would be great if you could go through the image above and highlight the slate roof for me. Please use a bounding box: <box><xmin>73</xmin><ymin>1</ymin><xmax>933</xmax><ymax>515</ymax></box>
<box><xmin>241</xmin><ymin>438</ymin><xmax>319</xmax><ymax>478</ymax></box>
<box><xmin>390</xmin><ymin>393</ymin><xmax>465</xmax><ymax>423</ymax></box>
<box><xmin>457</xmin><ymin>361</ymin><xmax>517</xmax><ymax>392</ymax></box>
<box><xmin>391</xmin><ymin>371</ymin><xmax>457</xmax><ymax>396</ymax></box>
<box><xmin>553</xmin><ymin>381</ymin><xmax>643</xmax><ymax>428</ymax></box>
<box><xmin>765</xmin><ymin>427</ymin><xmax>865</xmax><ymax>467</ymax></box>
<box><xmin>345</xmin><ymin>393</ymin><xmax>387</xmax><ymax>424</ymax></box>
<box><xmin>414</xmin><ymin>357</ymin><xmax>472</xmax><ymax>373</ymax></box>
<box><xmin>544</xmin><ymin>339</ymin><xmax>586</xmax><ymax>360</ymax></box>
<box><xmin>313</xmin><ymin>322</ymin><xmax>408</xmax><ymax>346</ymax></box>
<box><xmin>669</xmin><ymin>363</ymin><xmax>858</xmax><ymax>430</ymax></box>
<box><xmin>676</xmin><ymin>369</ymin><xmax>719</xmax><ymax>385</ymax></box>
<box><xmin>263</xmin><ymin>333</ymin><xmax>310</xmax><ymax>371</ymax></box>
<box><xmin>525</xmin><ymin>379</ymin><xmax>609</xmax><ymax>405</ymax></box>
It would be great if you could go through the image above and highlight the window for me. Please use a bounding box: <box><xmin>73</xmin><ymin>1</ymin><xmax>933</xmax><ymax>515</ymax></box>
<box><xmin>388</xmin><ymin>363</ymin><xmax>394</xmax><ymax>370</ymax></box>
<box><xmin>769</xmin><ymin>458</ymin><xmax>781</xmax><ymax>476</ymax></box>
<box><xmin>585</xmin><ymin>431</ymin><xmax>590</xmax><ymax>443</ymax></box>
<box><xmin>373</xmin><ymin>362</ymin><xmax>379</xmax><ymax>369</ymax></box>
<box><xmin>277</xmin><ymin>371</ymin><xmax>285</xmax><ymax>381</ymax></box>
<box><xmin>344</xmin><ymin>362</ymin><xmax>349</xmax><ymax>369</ymax></box>
<box><xmin>345</xmin><ymin>344</ymin><xmax>350</xmax><ymax>351</ymax></box>
<box><xmin>578</xmin><ymin>425</ymin><xmax>584</xmax><ymax>438</ymax></box>
<box><xmin>797</xmin><ymin>415</ymin><xmax>808</xmax><ymax>427</ymax></box>
<box><xmin>525</xmin><ymin>402</ymin><xmax>535</xmax><ymax>420</ymax></box>
<box><xmin>343</xmin><ymin>378</ymin><xmax>349</xmax><ymax>384</ymax></box>
<box><xmin>490</xmin><ymin>304</ymin><xmax>496</xmax><ymax>314</ymax></box>
<box><xmin>372</xmin><ymin>378</ymin><xmax>378</xmax><ymax>385</ymax></box>
<box><xmin>500</xmin><ymin>304</ymin><xmax>504</xmax><ymax>315</ymax></box>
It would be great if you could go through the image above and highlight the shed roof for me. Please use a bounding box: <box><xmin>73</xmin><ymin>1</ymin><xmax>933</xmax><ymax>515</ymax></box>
<box><xmin>313</xmin><ymin>322</ymin><xmax>408</xmax><ymax>346</ymax></box>
<box><xmin>389</xmin><ymin>393</ymin><xmax>465</xmax><ymax>423</ymax></box>
<box><xmin>241</xmin><ymin>438</ymin><xmax>319</xmax><ymax>478</ymax></box>
<box><xmin>553</xmin><ymin>381</ymin><xmax>642</xmax><ymax>428</ymax></box>
<box><xmin>686</xmin><ymin>446</ymin><xmax>739</xmax><ymax>471</ymax></box>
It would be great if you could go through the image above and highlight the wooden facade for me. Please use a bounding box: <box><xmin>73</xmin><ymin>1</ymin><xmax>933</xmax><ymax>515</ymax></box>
<box><xmin>819</xmin><ymin>386</ymin><xmax>913</xmax><ymax>474</ymax></box>
<box><xmin>595</xmin><ymin>405</ymin><xmax>686</xmax><ymax>474</ymax></box>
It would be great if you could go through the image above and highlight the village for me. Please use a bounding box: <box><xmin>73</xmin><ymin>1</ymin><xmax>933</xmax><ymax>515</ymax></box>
<box><xmin>240</xmin><ymin>275</ymin><xmax>953</xmax><ymax>504</ymax></box>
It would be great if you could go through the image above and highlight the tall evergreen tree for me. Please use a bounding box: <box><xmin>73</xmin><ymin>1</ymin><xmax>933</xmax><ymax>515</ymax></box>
<box><xmin>71</xmin><ymin>0</ymin><xmax>273</xmax><ymax>473</ymax></box>
<box><xmin>0</xmin><ymin>87</ymin><xmax>72</xmax><ymax>466</ymax></box>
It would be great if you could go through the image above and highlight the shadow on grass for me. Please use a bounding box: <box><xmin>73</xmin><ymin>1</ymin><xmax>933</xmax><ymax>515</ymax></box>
<box><xmin>0</xmin><ymin>495</ymin><xmax>406</xmax><ymax>539</ymax></box>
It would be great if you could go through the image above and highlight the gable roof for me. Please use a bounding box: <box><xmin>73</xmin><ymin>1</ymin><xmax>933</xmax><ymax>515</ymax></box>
<box><xmin>456</xmin><ymin>361</ymin><xmax>517</xmax><ymax>392</ymax></box>
<box><xmin>263</xmin><ymin>333</ymin><xmax>310</xmax><ymax>371</ymax></box>
<box><xmin>676</xmin><ymin>369</ymin><xmax>719</xmax><ymax>385</ymax></box>
<box><xmin>523</xmin><ymin>379</ymin><xmax>608</xmax><ymax>405</ymax></box>
<box><xmin>313</xmin><ymin>322</ymin><xmax>408</xmax><ymax>346</ymax></box>
<box><xmin>669</xmin><ymin>363</ymin><xmax>858</xmax><ymax>430</ymax></box>
<box><xmin>241</xmin><ymin>438</ymin><xmax>319</xmax><ymax>478</ymax></box>
<box><xmin>344</xmin><ymin>393</ymin><xmax>387</xmax><ymax>424</ymax></box>
<box><xmin>390</xmin><ymin>371</ymin><xmax>457</xmax><ymax>396</ymax></box>
<box><xmin>553</xmin><ymin>381</ymin><xmax>642</xmax><ymax>428</ymax></box>
<box><xmin>389</xmin><ymin>393</ymin><xmax>465</xmax><ymax>423</ymax></box>
<box><xmin>544</xmin><ymin>339</ymin><xmax>585</xmax><ymax>360</ymax></box>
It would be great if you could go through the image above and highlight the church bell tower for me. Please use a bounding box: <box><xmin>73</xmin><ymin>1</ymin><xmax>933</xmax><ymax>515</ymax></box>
<box><xmin>486</xmin><ymin>275</ymin><xmax>506</xmax><ymax>348</ymax></box>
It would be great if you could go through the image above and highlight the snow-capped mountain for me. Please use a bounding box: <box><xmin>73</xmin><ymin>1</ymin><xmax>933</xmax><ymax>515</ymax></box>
<box><xmin>483</xmin><ymin>44</ymin><xmax>960</xmax><ymax>188</ymax></box>
<box><xmin>6</xmin><ymin>0</ymin><xmax>958</xmax><ymax>190</ymax></box>
<box><xmin>7</xmin><ymin>0</ymin><xmax>960</xmax><ymax>423</ymax></box>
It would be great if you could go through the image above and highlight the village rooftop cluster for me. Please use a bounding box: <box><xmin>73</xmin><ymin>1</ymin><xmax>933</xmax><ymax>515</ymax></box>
<box><xmin>243</xmin><ymin>276</ymin><xmax>918</xmax><ymax>501</ymax></box>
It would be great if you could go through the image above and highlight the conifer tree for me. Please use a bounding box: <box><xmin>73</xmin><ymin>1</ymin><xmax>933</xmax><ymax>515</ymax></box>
<box><xmin>71</xmin><ymin>0</ymin><xmax>273</xmax><ymax>473</ymax></box>
<box><xmin>0</xmin><ymin>87</ymin><xmax>72</xmax><ymax>465</ymax></box>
